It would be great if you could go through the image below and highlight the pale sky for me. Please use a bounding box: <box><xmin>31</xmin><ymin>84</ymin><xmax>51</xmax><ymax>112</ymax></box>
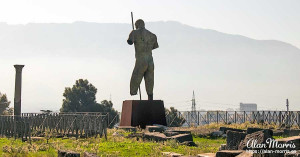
<box><xmin>0</xmin><ymin>0</ymin><xmax>300</xmax><ymax>112</ymax></box>
<box><xmin>0</xmin><ymin>0</ymin><xmax>299</xmax><ymax>48</ymax></box>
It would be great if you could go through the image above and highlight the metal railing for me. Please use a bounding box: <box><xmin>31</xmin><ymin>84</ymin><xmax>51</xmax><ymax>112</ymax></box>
<box><xmin>165</xmin><ymin>111</ymin><xmax>300</xmax><ymax>127</ymax></box>
<box><xmin>0</xmin><ymin>112</ymin><xmax>109</xmax><ymax>141</ymax></box>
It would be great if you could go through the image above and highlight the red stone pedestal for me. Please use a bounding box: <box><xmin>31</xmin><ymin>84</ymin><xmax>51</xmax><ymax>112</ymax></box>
<box><xmin>120</xmin><ymin>100</ymin><xmax>167</xmax><ymax>129</ymax></box>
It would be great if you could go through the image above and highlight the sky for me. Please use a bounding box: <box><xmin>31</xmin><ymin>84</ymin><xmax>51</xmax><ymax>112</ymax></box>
<box><xmin>0</xmin><ymin>0</ymin><xmax>299</xmax><ymax>48</ymax></box>
<box><xmin>0</xmin><ymin>0</ymin><xmax>299</xmax><ymax>112</ymax></box>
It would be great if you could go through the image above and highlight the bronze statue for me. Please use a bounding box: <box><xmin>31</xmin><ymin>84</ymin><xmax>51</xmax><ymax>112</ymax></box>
<box><xmin>127</xmin><ymin>19</ymin><xmax>159</xmax><ymax>100</ymax></box>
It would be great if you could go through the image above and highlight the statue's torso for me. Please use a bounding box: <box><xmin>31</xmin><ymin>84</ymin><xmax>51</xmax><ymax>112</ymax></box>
<box><xmin>129</xmin><ymin>28</ymin><xmax>158</xmax><ymax>58</ymax></box>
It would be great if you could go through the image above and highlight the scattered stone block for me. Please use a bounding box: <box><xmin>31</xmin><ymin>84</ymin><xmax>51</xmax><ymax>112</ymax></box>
<box><xmin>117</xmin><ymin>126</ymin><xmax>137</xmax><ymax>132</ymax></box>
<box><xmin>112</xmin><ymin>132</ymin><xmax>124</xmax><ymax>137</ymax></box>
<box><xmin>220</xmin><ymin>127</ymin><xmax>245</xmax><ymax>134</ymax></box>
<box><xmin>197</xmin><ymin>153</ymin><xmax>216</xmax><ymax>157</ymax></box>
<box><xmin>218</xmin><ymin>144</ymin><xmax>227</xmax><ymax>151</ymax></box>
<box><xmin>58</xmin><ymin>150</ymin><xmax>80</xmax><ymax>157</ymax></box>
<box><xmin>222</xmin><ymin>134</ymin><xmax>227</xmax><ymax>138</ymax></box>
<box><xmin>246</xmin><ymin>127</ymin><xmax>264</xmax><ymax>134</ymax></box>
<box><xmin>179</xmin><ymin>141</ymin><xmax>197</xmax><ymax>147</ymax></box>
<box><xmin>30</xmin><ymin>137</ymin><xmax>45</xmax><ymax>141</ymax></box>
<box><xmin>144</xmin><ymin>132</ymin><xmax>167</xmax><ymax>142</ymax></box>
<box><xmin>226</xmin><ymin>131</ymin><xmax>247</xmax><ymax>150</ymax></box>
<box><xmin>273</xmin><ymin>130</ymin><xmax>284</xmax><ymax>136</ymax></box>
<box><xmin>277</xmin><ymin>136</ymin><xmax>300</xmax><ymax>150</ymax></box>
<box><xmin>168</xmin><ymin>130</ymin><xmax>192</xmax><ymax>135</ymax></box>
<box><xmin>284</xmin><ymin>129</ymin><xmax>300</xmax><ymax>137</ymax></box>
<box><xmin>171</xmin><ymin>133</ymin><xmax>193</xmax><ymax>143</ymax></box>
<box><xmin>162</xmin><ymin>152</ymin><xmax>183</xmax><ymax>157</ymax></box>
<box><xmin>236</xmin><ymin>151</ymin><xmax>253</xmax><ymax>157</ymax></box>
<box><xmin>239</xmin><ymin>130</ymin><xmax>273</xmax><ymax>150</ymax></box>
<box><xmin>211</xmin><ymin>131</ymin><xmax>224</xmax><ymax>137</ymax></box>
<box><xmin>164</xmin><ymin>131</ymin><xmax>179</xmax><ymax>137</ymax></box>
<box><xmin>246</xmin><ymin>128</ymin><xmax>273</xmax><ymax>136</ymax></box>
<box><xmin>84</xmin><ymin>152</ymin><xmax>98</xmax><ymax>157</ymax></box>
<box><xmin>146</xmin><ymin>125</ymin><xmax>165</xmax><ymax>133</ymax></box>
<box><xmin>285</xmin><ymin>150</ymin><xmax>300</xmax><ymax>157</ymax></box>
<box><xmin>127</xmin><ymin>133</ymin><xmax>143</xmax><ymax>138</ymax></box>
<box><xmin>216</xmin><ymin>150</ymin><xmax>243</xmax><ymax>157</ymax></box>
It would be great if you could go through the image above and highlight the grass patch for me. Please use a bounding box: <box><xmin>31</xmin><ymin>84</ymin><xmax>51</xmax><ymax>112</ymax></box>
<box><xmin>0</xmin><ymin>133</ymin><xmax>225</xmax><ymax>156</ymax></box>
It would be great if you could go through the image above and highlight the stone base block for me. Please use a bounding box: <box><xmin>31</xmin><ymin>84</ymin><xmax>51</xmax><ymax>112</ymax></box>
<box><xmin>120</xmin><ymin>100</ymin><xmax>167</xmax><ymax>129</ymax></box>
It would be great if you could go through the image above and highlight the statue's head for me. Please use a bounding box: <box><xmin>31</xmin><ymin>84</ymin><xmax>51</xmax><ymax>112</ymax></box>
<box><xmin>135</xmin><ymin>19</ymin><xmax>145</xmax><ymax>29</ymax></box>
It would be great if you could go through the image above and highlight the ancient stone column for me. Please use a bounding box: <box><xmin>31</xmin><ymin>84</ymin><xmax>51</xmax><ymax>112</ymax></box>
<box><xmin>14</xmin><ymin>65</ymin><xmax>24</xmax><ymax>116</ymax></box>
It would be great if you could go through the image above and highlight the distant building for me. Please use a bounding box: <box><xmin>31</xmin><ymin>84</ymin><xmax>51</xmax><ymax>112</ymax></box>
<box><xmin>239</xmin><ymin>103</ymin><xmax>257</xmax><ymax>111</ymax></box>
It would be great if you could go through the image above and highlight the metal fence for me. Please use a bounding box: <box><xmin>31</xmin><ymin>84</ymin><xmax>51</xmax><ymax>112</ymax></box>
<box><xmin>0</xmin><ymin>112</ymin><xmax>109</xmax><ymax>141</ymax></box>
<box><xmin>165</xmin><ymin>111</ymin><xmax>300</xmax><ymax>127</ymax></box>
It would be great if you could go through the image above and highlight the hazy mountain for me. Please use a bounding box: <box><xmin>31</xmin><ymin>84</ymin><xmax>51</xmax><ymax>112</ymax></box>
<box><xmin>0</xmin><ymin>21</ymin><xmax>299</xmax><ymax>112</ymax></box>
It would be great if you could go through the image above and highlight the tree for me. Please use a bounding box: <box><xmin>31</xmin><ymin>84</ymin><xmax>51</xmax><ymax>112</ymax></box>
<box><xmin>60</xmin><ymin>79</ymin><xmax>98</xmax><ymax>112</ymax></box>
<box><xmin>0</xmin><ymin>93</ymin><xmax>11</xmax><ymax>115</ymax></box>
<box><xmin>60</xmin><ymin>79</ymin><xmax>119</xmax><ymax>128</ymax></box>
<box><xmin>99</xmin><ymin>100</ymin><xmax>119</xmax><ymax>128</ymax></box>
<box><xmin>165</xmin><ymin>107</ymin><xmax>185</xmax><ymax>127</ymax></box>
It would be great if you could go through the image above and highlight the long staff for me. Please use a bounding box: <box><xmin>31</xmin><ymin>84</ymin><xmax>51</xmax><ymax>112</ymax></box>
<box><xmin>131</xmin><ymin>12</ymin><xmax>142</xmax><ymax>100</ymax></box>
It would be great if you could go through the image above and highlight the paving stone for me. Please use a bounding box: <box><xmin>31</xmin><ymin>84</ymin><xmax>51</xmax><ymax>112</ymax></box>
<box><xmin>216</xmin><ymin>150</ymin><xmax>244</xmax><ymax>157</ymax></box>
<box><xmin>226</xmin><ymin>131</ymin><xmax>247</xmax><ymax>150</ymax></box>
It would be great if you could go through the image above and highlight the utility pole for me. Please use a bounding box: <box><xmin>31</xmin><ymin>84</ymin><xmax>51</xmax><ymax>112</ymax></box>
<box><xmin>191</xmin><ymin>91</ymin><xmax>196</xmax><ymax>125</ymax></box>
<box><xmin>286</xmin><ymin>98</ymin><xmax>290</xmax><ymax>128</ymax></box>
<box><xmin>286</xmin><ymin>99</ymin><xmax>289</xmax><ymax>112</ymax></box>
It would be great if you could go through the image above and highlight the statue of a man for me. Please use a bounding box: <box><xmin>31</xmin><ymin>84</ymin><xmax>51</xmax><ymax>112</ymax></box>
<box><xmin>127</xmin><ymin>19</ymin><xmax>159</xmax><ymax>100</ymax></box>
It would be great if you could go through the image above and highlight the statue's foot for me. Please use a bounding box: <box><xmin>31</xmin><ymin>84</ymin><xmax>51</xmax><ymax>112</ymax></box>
<box><xmin>148</xmin><ymin>95</ymin><xmax>153</xmax><ymax>101</ymax></box>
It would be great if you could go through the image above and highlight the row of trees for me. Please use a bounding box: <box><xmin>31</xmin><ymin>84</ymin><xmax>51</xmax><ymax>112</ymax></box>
<box><xmin>1</xmin><ymin>79</ymin><xmax>184</xmax><ymax>127</ymax></box>
<box><xmin>60</xmin><ymin>79</ymin><xmax>185</xmax><ymax>127</ymax></box>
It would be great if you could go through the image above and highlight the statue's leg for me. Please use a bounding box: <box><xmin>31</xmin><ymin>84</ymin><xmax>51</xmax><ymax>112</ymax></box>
<box><xmin>144</xmin><ymin>59</ymin><xmax>154</xmax><ymax>99</ymax></box>
<box><xmin>130</xmin><ymin>59</ymin><xmax>147</xmax><ymax>95</ymax></box>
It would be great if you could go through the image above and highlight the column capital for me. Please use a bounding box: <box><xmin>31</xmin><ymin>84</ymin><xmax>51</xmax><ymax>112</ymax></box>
<box><xmin>14</xmin><ymin>64</ymin><xmax>25</xmax><ymax>69</ymax></box>
<box><xmin>14</xmin><ymin>65</ymin><xmax>25</xmax><ymax>72</ymax></box>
